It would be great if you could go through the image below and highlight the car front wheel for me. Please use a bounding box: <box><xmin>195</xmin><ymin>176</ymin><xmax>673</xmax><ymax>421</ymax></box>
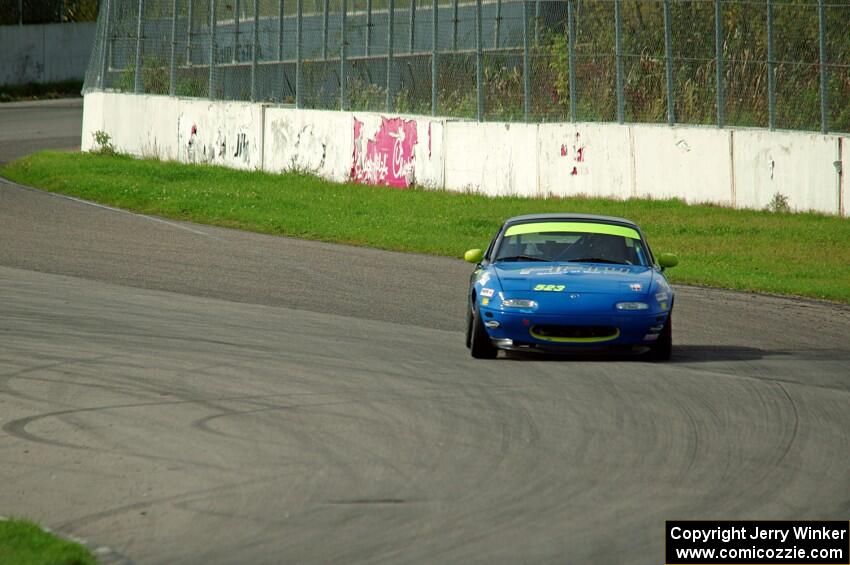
<box><xmin>647</xmin><ymin>313</ymin><xmax>672</xmax><ymax>361</ymax></box>
<box><xmin>465</xmin><ymin>300</ymin><xmax>473</xmax><ymax>349</ymax></box>
<box><xmin>469</xmin><ymin>303</ymin><xmax>498</xmax><ymax>359</ymax></box>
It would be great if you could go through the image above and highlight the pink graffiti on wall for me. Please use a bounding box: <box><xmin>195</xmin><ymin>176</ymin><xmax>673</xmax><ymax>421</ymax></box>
<box><xmin>351</xmin><ymin>116</ymin><xmax>418</xmax><ymax>187</ymax></box>
<box><xmin>560</xmin><ymin>132</ymin><xmax>587</xmax><ymax>176</ymax></box>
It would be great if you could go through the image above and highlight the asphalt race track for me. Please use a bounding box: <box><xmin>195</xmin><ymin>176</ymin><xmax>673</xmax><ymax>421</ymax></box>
<box><xmin>1</xmin><ymin>102</ymin><xmax>849</xmax><ymax>564</ymax></box>
<box><xmin>0</xmin><ymin>99</ymin><xmax>83</xmax><ymax>165</ymax></box>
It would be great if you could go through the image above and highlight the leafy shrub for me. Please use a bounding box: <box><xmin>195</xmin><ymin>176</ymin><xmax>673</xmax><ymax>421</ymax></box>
<box><xmin>92</xmin><ymin>130</ymin><xmax>117</xmax><ymax>155</ymax></box>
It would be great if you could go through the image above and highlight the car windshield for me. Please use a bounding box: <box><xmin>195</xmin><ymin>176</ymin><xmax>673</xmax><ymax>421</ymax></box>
<box><xmin>494</xmin><ymin>221</ymin><xmax>650</xmax><ymax>266</ymax></box>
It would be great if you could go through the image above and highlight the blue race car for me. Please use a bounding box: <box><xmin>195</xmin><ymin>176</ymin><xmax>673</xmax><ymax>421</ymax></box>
<box><xmin>464</xmin><ymin>214</ymin><xmax>679</xmax><ymax>360</ymax></box>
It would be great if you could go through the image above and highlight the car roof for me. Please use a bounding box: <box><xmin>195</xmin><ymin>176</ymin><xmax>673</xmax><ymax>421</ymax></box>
<box><xmin>503</xmin><ymin>213</ymin><xmax>639</xmax><ymax>228</ymax></box>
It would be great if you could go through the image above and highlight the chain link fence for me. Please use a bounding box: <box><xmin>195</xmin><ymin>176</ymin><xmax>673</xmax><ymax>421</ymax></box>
<box><xmin>83</xmin><ymin>0</ymin><xmax>850</xmax><ymax>134</ymax></box>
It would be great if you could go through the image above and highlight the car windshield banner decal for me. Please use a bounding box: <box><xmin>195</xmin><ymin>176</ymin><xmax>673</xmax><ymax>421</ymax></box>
<box><xmin>504</xmin><ymin>222</ymin><xmax>640</xmax><ymax>240</ymax></box>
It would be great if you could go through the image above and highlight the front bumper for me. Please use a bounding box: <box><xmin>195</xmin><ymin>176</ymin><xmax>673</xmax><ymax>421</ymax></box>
<box><xmin>480</xmin><ymin>308</ymin><xmax>669</xmax><ymax>350</ymax></box>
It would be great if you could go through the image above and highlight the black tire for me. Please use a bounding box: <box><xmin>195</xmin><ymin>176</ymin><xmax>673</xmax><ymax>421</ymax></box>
<box><xmin>465</xmin><ymin>301</ymin><xmax>473</xmax><ymax>349</ymax></box>
<box><xmin>647</xmin><ymin>313</ymin><xmax>672</xmax><ymax>361</ymax></box>
<box><xmin>470</xmin><ymin>304</ymin><xmax>498</xmax><ymax>359</ymax></box>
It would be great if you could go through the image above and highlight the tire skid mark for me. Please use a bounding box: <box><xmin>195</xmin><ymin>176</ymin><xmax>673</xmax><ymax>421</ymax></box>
<box><xmin>187</xmin><ymin>383</ymin><xmax>550</xmax><ymax>439</ymax></box>
<box><xmin>668</xmin><ymin>392</ymin><xmax>702</xmax><ymax>483</ymax></box>
<box><xmin>733</xmin><ymin>379</ymin><xmax>804</xmax><ymax>518</ymax></box>
<box><xmin>189</xmin><ymin>399</ymin><xmax>366</xmax><ymax>438</ymax></box>
<box><xmin>773</xmin><ymin>381</ymin><xmax>801</xmax><ymax>472</ymax></box>
<box><xmin>0</xmin><ymin>353</ymin><xmax>120</xmax><ymax>404</ymax></box>
<box><xmin>53</xmin><ymin>473</ymin><xmax>292</xmax><ymax>531</ymax></box>
<box><xmin>436</xmin><ymin>381</ymin><xmax>552</xmax><ymax>523</ymax></box>
<box><xmin>2</xmin><ymin>393</ymin><xmax>372</xmax><ymax>470</ymax></box>
<box><xmin>2</xmin><ymin>407</ymin><xmax>232</xmax><ymax>472</ymax></box>
<box><xmin>0</xmin><ymin>458</ymin><xmax>129</xmax><ymax>480</ymax></box>
<box><xmin>714</xmin><ymin>377</ymin><xmax>804</xmax><ymax>517</ymax></box>
<box><xmin>168</xmin><ymin>497</ymin><xmax>290</xmax><ymax>527</ymax></box>
<box><xmin>3</xmin><ymin>373</ymin><xmax>159</xmax><ymax>401</ymax></box>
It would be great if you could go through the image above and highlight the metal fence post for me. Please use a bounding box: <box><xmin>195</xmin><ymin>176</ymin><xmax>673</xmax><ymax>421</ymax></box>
<box><xmin>452</xmin><ymin>0</ymin><xmax>458</xmax><ymax>51</ymax></box>
<box><xmin>409</xmin><ymin>0</ymin><xmax>416</xmax><ymax>53</ymax></box>
<box><xmin>663</xmin><ymin>0</ymin><xmax>674</xmax><ymax>125</ymax></box>
<box><xmin>494</xmin><ymin>0</ymin><xmax>501</xmax><ymax>48</ymax></box>
<box><xmin>340</xmin><ymin>0</ymin><xmax>347</xmax><ymax>110</ymax></box>
<box><xmin>366</xmin><ymin>0</ymin><xmax>372</xmax><ymax>56</ymax></box>
<box><xmin>278</xmin><ymin>0</ymin><xmax>284</xmax><ymax>60</ymax></box>
<box><xmin>234</xmin><ymin>0</ymin><xmax>240</xmax><ymax>62</ymax></box>
<box><xmin>99</xmin><ymin>0</ymin><xmax>112</xmax><ymax>89</ymax></box>
<box><xmin>431</xmin><ymin>0</ymin><xmax>437</xmax><ymax>116</ymax></box>
<box><xmin>251</xmin><ymin>0</ymin><xmax>259</xmax><ymax>101</ymax></box>
<box><xmin>209</xmin><ymin>0</ymin><xmax>217</xmax><ymax>99</ymax></box>
<box><xmin>615</xmin><ymin>0</ymin><xmax>624</xmax><ymax>124</ymax></box>
<box><xmin>818</xmin><ymin>0</ymin><xmax>828</xmax><ymax>133</ymax></box>
<box><xmin>387</xmin><ymin>0</ymin><xmax>395</xmax><ymax>112</ymax></box>
<box><xmin>476</xmin><ymin>0</ymin><xmax>483</xmax><ymax>122</ymax></box>
<box><xmin>170</xmin><ymin>0</ymin><xmax>178</xmax><ymax>95</ymax></box>
<box><xmin>567</xmin><ymin>0</ymin><xmax>576</xmax><ymax>122</ymax></box>
<box><xmin>108</xmin><ymin>4</ymin><xmax>115</xmax><ymax>74</ymax></box>
<box><xmin>186</xmin><ymin>0</ymin><xmax>193</xmax><ymax>65</ymax></box>
<box><xmin>522</xmin><ymin>0</ymin><xmax>530</xmax><ymax>121</ymax></box>
<box><xmin>715</xmin><ymin>0</ymin><xmax>724</xmax><ymax>127</ymax></box>
<box><xmin>296</xmin><ymin>0</ymin><xmax>303</xmax><ymax>107</ymax></box>
<box><xmin>322</xmin><ymin>0</ymin><xmax>329</xmax><ymax>59</ymax></box>
<box><xmin>134</xmin><ymin>0</ymin><xmax>145</xmax><ymax>93</ymax></box>
<box><xmin>766</xmin><ymin>0</ymin><xmax>775</xmax><ymax>130</ymax></box>
<box><xmin>534</xmin><ymin>1</ymin><xmax>540</xmax><ymax>46</ymax></box>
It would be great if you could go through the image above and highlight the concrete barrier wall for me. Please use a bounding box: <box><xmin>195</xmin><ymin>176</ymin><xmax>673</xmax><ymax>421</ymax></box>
<box><xmin>444</xmin><ymin>122</ymin><xmax>539</xmax><ymax>197</ymax></box>
<box><xmin>80</xmin><ymin>91</ymin><xmax>105</xmax><ymax>150</ymax></box>
<box><xmin>537</xmin><ymin>123</ymin><xmax>632</xmax><ymax>200</ymax></box>
<box><xmin>176</xmin><ymin>100</ymin><xmax>264</xmax><ymax>170</ymax></box>
<box><xmin>262</xmin><ymin>108</ymin><xmax>444</xmax><ymax>188</ymax></box>
<box><xmin>632</xmin><ymin>126</ymin><xmax>733</xmax><ymax>205</ymax></box>
<box><xmin>99</xmin><ymin>93</ymin><xmax>180</xmax><ymax>160</ymax></box>
<box><xmin>732</xmin><ymin>130</ymin><xmax>840</xmax><ymax>214</ymax></box>
<box><xmin>81</xmin><ymin>92</ymin><xmax>848</xmax><ymax>217</ymax></box>
<box><xmin>264</xmin><ymin>108</ymin><xmax>353</xmax><ymax>182</ymax></box>
<box><xmin>842</xmin><ymin>137</ymin><xmax>848</xmax><ymax>217</ymax></box>
<box><xmin>0</xmin><ymin>22</ymin><xmax>96</xmax><ymax>86</ymax></box>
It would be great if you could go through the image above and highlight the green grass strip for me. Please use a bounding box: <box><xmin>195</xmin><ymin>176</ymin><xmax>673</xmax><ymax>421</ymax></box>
<box><xmin>3</xmin><ymin>151</ymin><xmax>849</xmax><ymax>303</ymax></box>
<box><xmin>0</xmin><ymin>518</ymin><xmax>97</xmax><ymax>565</ymax></box>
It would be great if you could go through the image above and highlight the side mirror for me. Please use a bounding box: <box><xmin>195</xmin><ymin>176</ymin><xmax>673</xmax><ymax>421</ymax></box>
<box><xmin>464</xmin><ymin>249</ymin><xmax>484</xmax><ymax>263</ymax></box>
<box><xmin>657</xmin><ymin>253</ymin><xmax>679</xmax><ymax>270</ymax></box>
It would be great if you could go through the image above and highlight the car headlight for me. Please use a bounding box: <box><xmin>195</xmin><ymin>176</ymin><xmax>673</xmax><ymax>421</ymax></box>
<box><xmin>501</xmin><ymin>299</ymin><xmax>538</xmax><ymax>309</ymax></box>
<box><xmin>616</xmin><ymin>301</ymin><xmax>649</xmax><ymax>310</ymax></box>
<box><xmin>655</xmin><ymin>292</ymin><xmax>669</xmax><ymax>302</ymax></box>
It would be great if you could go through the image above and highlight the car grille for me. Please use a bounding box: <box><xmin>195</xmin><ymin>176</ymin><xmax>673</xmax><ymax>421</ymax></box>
<box><xmin>531</xmin><ymin>325</ymin><xmax>619</xmax><ymax>340</ymax></box>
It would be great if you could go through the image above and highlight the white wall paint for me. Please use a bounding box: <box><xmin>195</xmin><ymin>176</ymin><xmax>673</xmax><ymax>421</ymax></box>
<box><xmin>176</xmin><ymin>99</ymin><xmax>263</xmax><ymax>170</ymax></box>
<box><xmin>80</xmin><ymin>91</ymin><xmax>105</xmax><ymax>152</ymax></box>
<box><xmin>537</xmin><ymin>123</ymin><xmax>632</xmax><ymax>200</ymax></box>
<box><xmin>264</xmin><ymin>108</ymin><xmax>352</xmax><ymax>181</ymax></box>
<box><xmin>81</xmin><ymin>92</ymin><xmax>848</xmax><ymax>216</ymax></box>
<box><xmin>632</xmin><ymin>125</ymin><xmax>733</xmax><ymax>205</ymax></box>
<box><xmin>840</xmin><ymin>137</ymin><xmax>848</xmax><ymax>218</ymax></box>
<box><xmin>413</xmin><ymin>118</ymin><xmax>445</xmax><ymax>190</ymax></box>
<box><xmin>444</xmin><ymin>122</ymin><xmax>539</xmax><ymax>197</ymax></box>
<box><xmin>81</xmin><ymin>92</ymin><xmax>180</xmax><ymax>160</ymax></box>
<box><xmin>733</xmin><ymin>130</ymin><xmax>839</xmax><ymax>214</ymax></box>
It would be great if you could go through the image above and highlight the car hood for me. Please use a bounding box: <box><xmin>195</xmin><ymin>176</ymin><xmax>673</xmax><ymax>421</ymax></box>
<box><xmin>493</xmin><ymin>262</ymin><xmax>656</xmax><ymax>295</ymax></box>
